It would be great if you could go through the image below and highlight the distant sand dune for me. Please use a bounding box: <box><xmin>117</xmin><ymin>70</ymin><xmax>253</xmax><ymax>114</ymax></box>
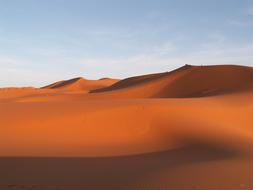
<box><xmin>42</xmin><ymin>77</ymin><xmax>119</xmax><ymax>92</ymax></box>
<box><xmin>0</xmin><ymin>77</ymin><xmax>119</xmax><ymax>102</ymax></box>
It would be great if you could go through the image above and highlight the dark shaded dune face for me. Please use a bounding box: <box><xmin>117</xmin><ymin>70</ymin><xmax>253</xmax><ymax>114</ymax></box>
<box><xmin>42</xmin><ymin>77</ymin><xmax>82</xmax><ymax>89</ymax></box>
<box><xmin>0</xmin><ymin>143</ymin><xmax>240</xmax><ymax>190</ymax></box>
<box><xmin>91</xmin><ymin>65</ymin><xmax>253</xmax><ymax>98</ymax></box>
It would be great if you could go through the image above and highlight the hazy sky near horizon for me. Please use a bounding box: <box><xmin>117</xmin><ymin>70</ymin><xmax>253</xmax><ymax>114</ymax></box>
<box><xmin>0</xmin><ymin>0</ymin><xmax>253</xmax><ymax>87</ymax></box>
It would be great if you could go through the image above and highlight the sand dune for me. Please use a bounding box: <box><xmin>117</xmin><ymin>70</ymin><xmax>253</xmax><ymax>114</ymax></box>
<box><xmin>91</xmin><ymin>64</ymin><xmax>253</xmax><ymax>98</ymax></box>
<box><xmin>0</xmin><ymin>77</ymin><xmax>119</xmax><ymax>102</ymax></box>
<box><xmin>1</xmin><ymin>64</ymin><xmax>253</xmax><ymax>189</ymax></box>
<box><xmin>42</xmin><ymin>77</ymin><xmax>119</xmax><ymax>92</ymax></box>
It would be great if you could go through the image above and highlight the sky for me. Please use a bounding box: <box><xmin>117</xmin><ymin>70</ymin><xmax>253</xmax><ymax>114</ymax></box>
<box><xmin>0</xmin><ymin>0</ymin><xmax>253</xmax><ymax>87</ymax></box>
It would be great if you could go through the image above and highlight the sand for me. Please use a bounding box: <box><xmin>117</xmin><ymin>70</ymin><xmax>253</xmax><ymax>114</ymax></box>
<box><xmin>1</xmin><ymin>64</ymin><xmax>253</xmax><ymax>190</ymax></box>
<box><xmin>42</xmin><ymin>77</ymin><xmax>119</xmax><ymax>92</ymax></box>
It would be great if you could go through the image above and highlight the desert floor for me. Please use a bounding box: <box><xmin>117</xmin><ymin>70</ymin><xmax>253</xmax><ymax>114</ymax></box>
<box><xmin>1</xmin><ymin>65</ymin><xmax>253</xmax><ymax>190</ymax></box>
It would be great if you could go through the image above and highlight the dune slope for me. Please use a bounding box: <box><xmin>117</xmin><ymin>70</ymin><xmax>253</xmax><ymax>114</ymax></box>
<box><xmin>91</xmin><ymin>65</ymin><xmax>253</xmax><ymax>98</ymax></box>
<box><xmin>42</xmin><ymin>77</ymin><xmax>119</xmax><ymax>92</ymax></box>
<box><xmin>0</xmin><ymin>77</ymin><xmax>119</xmax><ymax>102</ymax></box>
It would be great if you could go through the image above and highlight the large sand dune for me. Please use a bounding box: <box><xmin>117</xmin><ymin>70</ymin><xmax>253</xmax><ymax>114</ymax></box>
<box><xmin>91</xmin><ymin>64</ymin><xmax>253</xmax><ymax>98</ymax></box>
<box><xmin>1</xmin><ymin>64</ymin><xmax>253</xmax><ymax>190</ymax></box>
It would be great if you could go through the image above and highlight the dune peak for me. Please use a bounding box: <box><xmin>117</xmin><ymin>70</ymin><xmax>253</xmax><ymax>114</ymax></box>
<box><xmin>41</xmin><ymin>76</ymin><xmax>119</xmax><ymax>92</ymax></box>
<box><xmin>91</xmin><ymin>64</ymin><xmax>253</xmax><ymax>98</ymax></box>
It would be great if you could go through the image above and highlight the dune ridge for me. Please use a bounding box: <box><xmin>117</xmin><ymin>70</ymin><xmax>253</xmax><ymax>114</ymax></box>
<box><xmin>91</xmin><ymin>64</ymin><xmax>253</xmax><ymax>98</ymax></box>
<box><xmin>42</xmin><ymin>77</ymin><xmax>119</xmax><ymax>92</ymax></box>
<box><xmin>0</xmin><ymin>77</ymin><xmax>119</xmax><ymax>101</ymax></box>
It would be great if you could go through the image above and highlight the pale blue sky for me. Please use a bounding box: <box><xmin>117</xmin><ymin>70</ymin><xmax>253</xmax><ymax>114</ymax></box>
<box><xmin>0</xmin><ymin>0</ymin><xmax>253</xmax><ymax>87</ymax></box>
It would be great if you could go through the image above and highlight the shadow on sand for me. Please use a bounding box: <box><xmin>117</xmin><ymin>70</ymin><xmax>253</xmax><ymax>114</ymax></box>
<box><xmin>0</xmin><ymin>142</ymin><xmax>241</xmax><ymax>190</ymax></box>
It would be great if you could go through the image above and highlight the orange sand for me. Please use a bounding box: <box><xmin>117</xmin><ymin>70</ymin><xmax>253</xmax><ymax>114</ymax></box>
<box><xmin>1</xmin><ymin>65</ymin><xmax>253</xmax><ymax>190</ymax></box>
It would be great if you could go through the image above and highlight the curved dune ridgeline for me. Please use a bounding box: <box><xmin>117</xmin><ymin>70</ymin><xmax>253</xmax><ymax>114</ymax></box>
<box><xmin>42</xmin><ymin>77</ymin><xmax>119</xmax><ymax>92</ymax></box>
<box><xmin>91</xmin><ymin>65</ymin><xmax>253</xmax><ymax>98</ymax></box>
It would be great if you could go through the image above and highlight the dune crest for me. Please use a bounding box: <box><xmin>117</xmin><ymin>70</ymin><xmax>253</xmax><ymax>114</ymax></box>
<box><xmin>0</xmin><ymin>77</ymin><xmax>119</xmax><ymax>101</ymax></box>
<box><xmin>42</xmin><ymin>77</ymin><xmax>119</xmax><ymax>92</ymax></box>
<box><xmin>91</xmin><ymin>65</ymin><xmax>253</xmax><ymax>98</ymax></box>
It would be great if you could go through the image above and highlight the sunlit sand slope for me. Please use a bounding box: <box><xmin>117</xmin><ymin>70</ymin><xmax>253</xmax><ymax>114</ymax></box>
<box><xmin>92</xmin><ymin>65</ymin><xmax>253</xmax><ymax>98</ymax></box>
